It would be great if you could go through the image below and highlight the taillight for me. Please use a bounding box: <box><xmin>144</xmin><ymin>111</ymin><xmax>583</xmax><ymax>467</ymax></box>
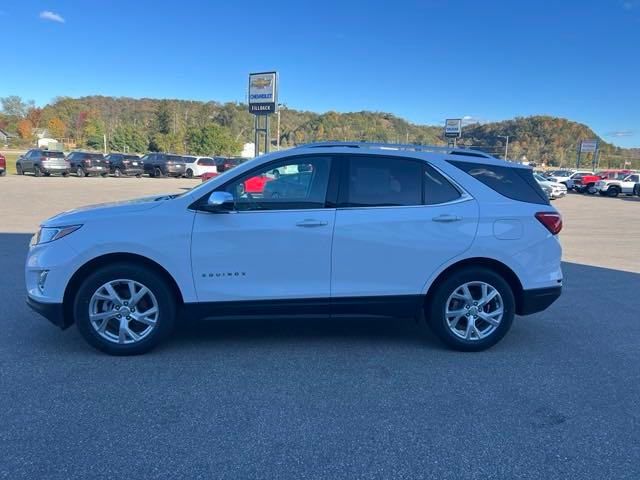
<box><xmin>535</xmin><ymin>212</ymin><xmax>562</xmax><ymax>235</ymax></box>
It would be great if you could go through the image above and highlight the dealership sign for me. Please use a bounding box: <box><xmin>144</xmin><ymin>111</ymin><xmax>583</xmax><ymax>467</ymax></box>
<box><xmin>580</xmin><ymin>139</ymin><xmax>598</xmax><ymax>153</ymax></box>
<box><xmin>444</xmin><ymin>119</ymin><xmax>462</xmax><ymax>138</ymax></box>
<box><xmin>248</xmin><ymin>72</ymin><xmax>278</xmax><ymax>115</ymax></box>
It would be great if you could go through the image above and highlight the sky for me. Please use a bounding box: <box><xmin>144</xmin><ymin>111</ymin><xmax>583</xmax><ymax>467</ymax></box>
<box><xmin>1</xmin><ymin>0</ymin><xmax>639</xmax><ymax>147</ymax></box>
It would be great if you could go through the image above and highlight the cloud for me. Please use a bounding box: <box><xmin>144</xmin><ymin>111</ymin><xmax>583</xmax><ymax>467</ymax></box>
<box><xmin>607</xmin><ymin>130</ymin><xmax>634</xmax><ymax>137</ymax></box>
<box><xmin>39</xmin><ymin>11</ymin><xmax>65</xmax><ymax>23</ymax></box>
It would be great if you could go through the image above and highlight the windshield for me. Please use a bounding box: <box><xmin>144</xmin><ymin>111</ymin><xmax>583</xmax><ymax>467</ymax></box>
<box><xmin>534</xmin><ymin>173</ymin><xmax>547</xmax><ymax>182</ymax></box>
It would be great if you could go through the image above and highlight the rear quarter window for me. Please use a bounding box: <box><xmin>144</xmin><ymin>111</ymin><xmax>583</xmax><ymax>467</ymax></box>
<box><xmin>449</xmin><ymin>160</ymin><xmax>549</xmax><ymax>205</ymax></box>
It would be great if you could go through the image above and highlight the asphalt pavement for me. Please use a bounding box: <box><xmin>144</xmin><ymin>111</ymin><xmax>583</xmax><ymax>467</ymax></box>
<box><xmin>1</xmin><ymin>176</ymin><xmax>639</xmax><ymax>479</ymax></box>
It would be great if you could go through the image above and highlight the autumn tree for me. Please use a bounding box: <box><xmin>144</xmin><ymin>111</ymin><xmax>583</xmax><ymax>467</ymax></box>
<box><xmin>17</xmin><ymin>119</ymin><xmax>33</xmax><ymax>139</ymax></box>
<box><xmin>26</xmin><ymin>108</ymin><xmax>43</xmax><ymax>129</ymax></box>
<box><xmin>48</xmin><ymin>117</ymin><xmax>66</xmax><ymax>138</ymax></box>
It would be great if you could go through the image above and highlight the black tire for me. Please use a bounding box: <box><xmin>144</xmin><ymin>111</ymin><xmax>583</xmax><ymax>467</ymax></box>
<box><xmin>76</xmin><ymin>166</ymin><xmax>86</xmax><ymax>177</ymax></box>
<box><xmin>185</xmin><ymin>168</ymin><xmax>193</xmax><ymax>179</ymax></box>
<box><xmin>44</xmin><ymin>172</ymin><xmax>51</xmax><ymax>177</ymax></box>
<box><xmin>16</xmin><ymin>164</ymin><xmax>23</xmax><ymax>175</ymax></box>
<box><xmin>154</xmin><ymin>167</ymin><xmax>165</xmax><ymax>178</ymax></box>
<box><xmin>62</xmin><ymin>171</ymin><xmax>69</xmax><ymax>177</ymax></box>
<box><xmin>34</xmin><ymin>165</ymin><xmax>42</xmax><ymax>177</ymax></box>
<box><xmin>100</xmin><ymin>172</ymin><xmax>108</xmax><ymax>178</ymax></box>
<box><xmin>74</xmin><ymin>263</ymin><xmax>177</xmax><ymax>355</ymax></box>
<box><xmin>114</xmin><ymin>168</ymin><xmax>122</xmax><ymax>177</ymax></box>
<box><xmin>426</xmin><ymin>267</ymin><xmax>515</xmax><ymax>352</ymax></box>
<box><xmin>135</xmin><ymin>173</ymin><xmax>142</xmax><ymax>178</ymax></box>
<box><xmin>607</xmin><ymin>187</ymin><xmax>620</xmax><ymax>198</ymax></box>
<box><xmin>0</xmin><ymin>170</ymin><xmax>5</xmax><ymax>177</ymax></box>
<box><xmin>634</xmin><ymin>184</ymin><xmax>640</xmax><ymax>197</ymax></box>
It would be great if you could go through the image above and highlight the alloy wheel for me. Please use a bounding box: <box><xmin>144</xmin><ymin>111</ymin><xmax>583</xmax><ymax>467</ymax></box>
<box><xmin>88</xmin><ymin>279</ymin><xmax>159</xmax><ymax>345</ymax></box>
<box><xmin>445</xmin><ymin>281</ymin><xmax>504</xmax><ymax>341</ymax></box>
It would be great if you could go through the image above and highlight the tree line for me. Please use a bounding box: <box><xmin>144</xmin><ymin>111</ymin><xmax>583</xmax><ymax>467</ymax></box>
<box><xmin>1</xmin><ymin>95</ymin><xmax>638</xmax><ymax>168</ymax></box>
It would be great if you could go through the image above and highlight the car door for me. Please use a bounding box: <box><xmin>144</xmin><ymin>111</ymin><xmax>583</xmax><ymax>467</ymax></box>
<box><xmin>22</xmin><ymin>150</ymin><xmax>34</xmax><ymax>171</ymax></box>
<box><xmin>331</xmin><ymin>154</ymin><xmax>479</xmax><ymax>306</ymax></box>
<box><xmin>190</xmin><ymin>155</ymin><xmax>336</xmax><ymax>305</ymax></box>
<box><xmin>623</xmin><ymin>174</ymin><xmax>639</xmax><ymax>193</ymax></box>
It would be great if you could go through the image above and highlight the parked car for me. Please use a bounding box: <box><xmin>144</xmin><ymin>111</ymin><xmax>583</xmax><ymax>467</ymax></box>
<box><xmin>201</xmin><ymin>171</ymin><xmax>220</xmax><ymax>182</ymax></box>
<box><xmin>534</xmin><ymin>173</ymin><xmax>567</xmax><ymax>200</ymax></box>
<box><xmin>547</xmin><ymin>170</ymin><xmax>593</xmax><ymax>189</ymax></box>
<box><xmin>67</xmin><ymin>152</ymin><xmax>110</xmax><ymax>177</ymax></box>
<box><xmin>594</xmin><ymin>173</ymin><xmax>640</xmax><ymax>197</ymax></box>
<box><xmin>573</xmin><ymin>171</ymin><xmax>629</xmax><ymax>194</ymax></box>
<box><xmin>16</xmin><ymin>149</ymin><xmax>70</xmax><ymax>176</ymax></box>
<box><xmin>182</xmin><ymin>156</ymin><xmax>218</xmax><ymax>178</ymax></box>
<box><xmin>0</xmin><ymin>153</ymin><xmax>5</xmax><ymax>176</ymax></box>
<box><xmin>213</xmin><ymin>156</ymin><xmax>244</xmax><ymax>173</ymax></box>
<box><xmin>141</xmin><ymin>153</ymin><xmax>186</xmax><ymax>177</ymax></box>
<box><xmin>25</xmin><ymin>142</ymin><xmax>562</xmax><ymax>355</ymax></box>
<box><xmin>105</xmin><ymin>153</ymin><xmax>143</xmax><ymax>177</ymax></box>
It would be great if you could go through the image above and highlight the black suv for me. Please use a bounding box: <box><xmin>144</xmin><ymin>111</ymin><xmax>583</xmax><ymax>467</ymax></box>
<box><xmin>16</xmin><ymin>150</ymin><xmax>70</xmax><ymax>176</ymax></box>
<box><xmin>105</xmin><ymin>153</ymin><xmax>143</xmax><ymax>177</ymax></box>
<box><xmin>67</xmin><ymin>152</ymin><xmax>110</xmax><ymax>177</ymax></box>
<box><xmin>141</xmin><ymin>153</ymin><xmax>186</xmax><ymax>177</ymax></box>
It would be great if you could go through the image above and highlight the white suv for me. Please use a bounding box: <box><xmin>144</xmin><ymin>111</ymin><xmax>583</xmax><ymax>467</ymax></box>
<box><xmin>594</xmin><ymin>173</ymin><xmax>640</xmax><ymax>197</ymax></box>
<box><xmin>182</xmin><ymin>156</ymin><xmax>218</xmax><ymax>178</ymax></box>
<box><xmin>25</xmin><ymin>143</ymin><xmax>563</xmax><ymax>355</ymax></box>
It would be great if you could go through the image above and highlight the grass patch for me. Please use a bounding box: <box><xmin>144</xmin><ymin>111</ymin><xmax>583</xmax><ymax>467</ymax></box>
<box><xmin>3</xmin><ymin>153</ymin><xmax>20</xmax><ymax>175</ymax></box>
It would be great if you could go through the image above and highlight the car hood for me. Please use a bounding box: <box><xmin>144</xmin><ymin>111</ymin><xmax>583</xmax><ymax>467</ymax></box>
<box><xmin>42</xmin><ymin>194</ymin><xmax>172</xmax><ymax>227</ymax></box>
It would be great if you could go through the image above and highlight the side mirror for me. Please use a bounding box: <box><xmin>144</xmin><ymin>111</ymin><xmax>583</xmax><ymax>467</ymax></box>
<box><xmin>206</xmin><ymin>191</ymin><xmax>234</xmax><ymax>212</ymax></box>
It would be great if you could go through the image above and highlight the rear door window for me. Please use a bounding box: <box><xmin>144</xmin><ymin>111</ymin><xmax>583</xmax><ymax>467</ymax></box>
<box><xmin>340</xmin><ymin>155</ymin><xmax>422</xmax><ymax>207</ymax></box>
<box><xmin>449</xmin><ymin>160</ymin><xmax>549</xmax><ymax>205</ymax></box>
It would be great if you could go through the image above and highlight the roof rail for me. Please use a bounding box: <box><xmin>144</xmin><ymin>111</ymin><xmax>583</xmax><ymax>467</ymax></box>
<box><xmin>295</xmin><ymin>141</ymin><xmax>492</xmax><ymax>158</ymax></box>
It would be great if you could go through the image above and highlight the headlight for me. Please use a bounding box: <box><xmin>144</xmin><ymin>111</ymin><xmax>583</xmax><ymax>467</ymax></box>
<box><xmin>32</xmin><ymin>225</ymin><xmax>82</xmax><ymax>245</ymax></box>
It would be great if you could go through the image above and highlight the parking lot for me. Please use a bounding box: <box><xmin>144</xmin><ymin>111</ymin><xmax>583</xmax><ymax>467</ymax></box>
<box><xmin>1</xmin><ymin>176</ymin><xmax>639</xmax><ymax>479</ymax></box>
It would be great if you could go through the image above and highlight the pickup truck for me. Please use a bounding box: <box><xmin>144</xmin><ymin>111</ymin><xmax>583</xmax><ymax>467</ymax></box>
<box><xmin>594</xmin><ymin>173</ymin><xmax>640</xmax><ymax>197</ymax></box>
<box><xmin>0</xmin><ymin>153</ymin><xmax>5</xmax><ymax>176</ymax></box>
<box><xmin>574</xmin><ymin>170</ymin><xmax>632</xmax><ymax>194</ymax></box>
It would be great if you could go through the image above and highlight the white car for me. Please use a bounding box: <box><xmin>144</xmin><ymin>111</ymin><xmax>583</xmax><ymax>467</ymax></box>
<box><xmin>594</xmin><ymin>173</ymin><xmax>640</xmax><ymax>197</ymax></box>
<box><xmin>25</xmin><ymin>142</ymin><xmax>563</xmax><ymax>355</ymax></box>
<box><xmin>182</xmin><ymin>156</ymin><xmax>218</xmax><ymax>178</ymax></box>
<box><xmin>534</xmin><ymin>173</ymin><xmax>567</xmax><ymax>200</ymax></box>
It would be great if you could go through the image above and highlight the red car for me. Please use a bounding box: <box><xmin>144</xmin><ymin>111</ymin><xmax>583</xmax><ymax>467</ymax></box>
<box><xmin>201</xmin><ymin>171</ymin><xmax>219</xmax><ymax>182</ymax></box>
<box><xmin>0</xmin><ymin>153</ymin><xmax>6</xmax><ymax>176</ymax></box>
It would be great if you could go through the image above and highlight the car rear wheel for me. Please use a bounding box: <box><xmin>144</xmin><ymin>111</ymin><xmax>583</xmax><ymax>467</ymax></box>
<box><xmin>34</xmin><ymin>166</ymin><xmax>42</xmax><ymax>177</ymax></box>
<box><xmin>114</xmin><ymin>168</ymin><xmax>122</xmax><ymax>177</ymax></box>
<box><xmin>16</xmin><ymin>164</ymin><xmax>23</xmax><ymax>175</ymax></box>
<box><xmin>74</xmin><ymin>263</ymin><xmax>176</xmax><ymax>355</ymax></box>
<box><xmin>185</xmin><ymin>168</ymin><xmax>193</xmax><ymax>178</ymax></box>
<box><xmin>426</xmin><ymin>267</ymin><xmax>515</xmax><ymax>351</ymax></box>
<box><xmin>154</xmin><ymin>167</ymin><xmax>165</xmax><ymax>178</ymax></box>
<box><xmin>607</xmin><ymin>187</ymin><xmax>620</xmax><ymax>198</ymax></box>
<box><xmin>76</xmin><ymin>166</ymin><xmax>86</xmax><ymax>177</ymax></box>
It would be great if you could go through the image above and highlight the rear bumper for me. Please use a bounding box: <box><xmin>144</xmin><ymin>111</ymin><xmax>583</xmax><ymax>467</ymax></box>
<box><xmin>114</xmin><ymin>167</ymin><xmax>144</xmax><ymax>175</ymax></box>
<box><xmin>26</xmin><ymin>296</ymin><xmax>71</xmax><ymax>329</ymax></box>
<box><xmin>84</xmin><ymin>167</ymin><xmax>109</xmax><ymax>174</ymax></box>
<box><xmin>42</xmin><ymin>167</ymin><xmax>70</xmax><ymax>174</ymax></box>
<box><xmin>518</xmin><ymin>286</ymin><xmax>562</xmax><ymax>316</ymax></box>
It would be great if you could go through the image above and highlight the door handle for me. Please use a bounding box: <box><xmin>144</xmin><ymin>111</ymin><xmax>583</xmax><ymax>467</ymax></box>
<box><xmin>296</xmin><ymin>219</ymin><xmax>328</xmax><ymax>227</ymax></box>
<box><xmin>432</xmin><ymin>214</ymin><xmax>462</xmax><ymax>223</ymax></box>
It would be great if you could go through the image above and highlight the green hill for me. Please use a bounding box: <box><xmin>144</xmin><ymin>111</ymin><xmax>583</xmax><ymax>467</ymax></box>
<box><xmin>1</xmin><ymin>95</ymin><xmax>638</xmax><ymax>168</ymax></box>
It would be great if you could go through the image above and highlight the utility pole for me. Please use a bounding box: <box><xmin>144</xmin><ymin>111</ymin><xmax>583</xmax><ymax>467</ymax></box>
<box><xmin>497</xmin><ymin>135</ymin><xmax>510</xmax><ymax>160</ymax></box>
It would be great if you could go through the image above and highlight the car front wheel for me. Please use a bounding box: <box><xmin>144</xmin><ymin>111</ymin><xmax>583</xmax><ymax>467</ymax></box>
<box><xmin>426</xmin><ymin>267</ymin><xmax>515</xmax><ymax>351</ymax></box>
<box><xmin>74</xmin><ymin>263</ymin><xmax>176</xmax><ymax>355</ymax></box>
<box><xmin>607</xmin><ymin>187</ymin><xmax>620</xmax><ymax>198</ymax></box>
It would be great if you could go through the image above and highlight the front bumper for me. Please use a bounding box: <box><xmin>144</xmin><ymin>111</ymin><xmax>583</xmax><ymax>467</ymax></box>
<box><xmin>518</xmin><ymin>286</ymin><xmax>562</xmax><ymax>315</ymax></box>
<box><xmin>26</xmin><ymin>296</ymin><xmax>71</xmax><ymax>329</ymax></box>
